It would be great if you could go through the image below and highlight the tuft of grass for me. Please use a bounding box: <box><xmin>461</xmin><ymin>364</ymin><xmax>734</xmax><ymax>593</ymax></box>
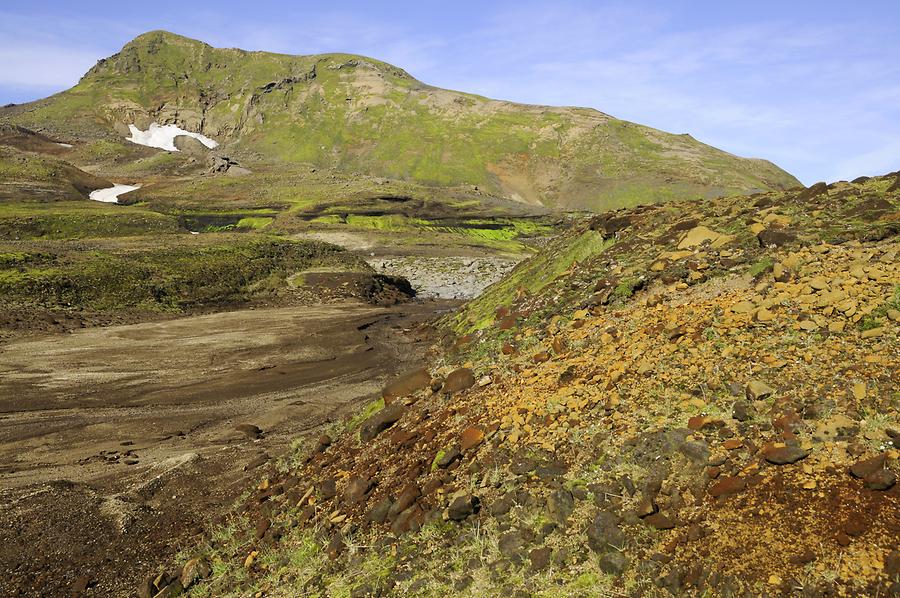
<box><xmin>235</xmin><ymin>216</ymin><xmax>273</xmax><ymax>229</ymax></box>
<box><xmin>859</xmin><ymin>284</ymin><xmax>899</xmax><ymax>330</ymax></box>
<box><xmin>347</xmin><ymin>398</ymin><xmax>385</xmax><ymax>433</ymax></box>
<box><xmin>613</xmin><ymin>277</ymin><xmax>642</xmax><ymax>301</ymax></box>
<box><xmin>748</xmin><ymin>256</ymin><xmax>774</xmax><ymax>277</ymax></box>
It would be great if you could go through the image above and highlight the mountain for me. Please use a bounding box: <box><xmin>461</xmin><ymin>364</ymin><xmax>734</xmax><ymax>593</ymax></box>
<box><xmin>2</xmin><ymin>30</ymin><xmax>800</xmax><ymax>211</ymax></box>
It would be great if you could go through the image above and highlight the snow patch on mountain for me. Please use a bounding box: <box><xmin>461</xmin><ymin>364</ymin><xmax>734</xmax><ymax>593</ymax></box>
<box><xmin>126</xmin><ymin>123</ymin><xmax>218</xmax><ymax>152</ymax></box>
<box><xmin>89</xmin><ymin>184</ymin><xmax>141</xmax><ymax>203</ymax></box>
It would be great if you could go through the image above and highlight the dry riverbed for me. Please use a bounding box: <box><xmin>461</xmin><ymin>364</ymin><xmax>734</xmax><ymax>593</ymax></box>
<box><xmin>367</xmin><ymin>255</ymin><xmax>519</xmax><ymax>299</ymax></box>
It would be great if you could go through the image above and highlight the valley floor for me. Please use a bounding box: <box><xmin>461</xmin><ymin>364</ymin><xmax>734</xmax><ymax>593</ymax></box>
<box><xmin>0</xmin><ymin>299</ymin><xmax>451</xmax><ymax>596</ymax></box>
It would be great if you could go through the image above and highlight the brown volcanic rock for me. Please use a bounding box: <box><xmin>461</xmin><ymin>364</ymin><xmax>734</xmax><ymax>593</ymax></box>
<box><xmin>864</xmin><ymin>469</ymin><xmax>896</xmax><ymax>491</ymax></box>
<box><xmin>709</xmin><ymin>476</ymin><xmax>746</xmax><ymax>498</ymax></box>
<box><xmin>644</xmin><ymin>512</ymin><xmax>676</xmax><ymax>530</ymax></box>
<box><xmin>447</xmin><ymin>494</ymin><xmax>480</xmax><ymax>521</ymax></box>
<box><xmin>388</xmin><ymin>484</ymin><xmax>421</xmax><ymax>521</ymax></box>
<box><xmin>761</xmin><ymin>444</ymin><xmax>809</xmax><ymax>465</ymax></box>
<box><xmin>344</xmin><ymin>476</ymin><xmax>374</xmax><ymax>505</ymax></box>
<box><xmin>359</xmin><ymin>404</ymin><xmax>406</xmax><ymax>442</ymax></box>
<box><xmin>460</xmin><ymin>427</ymin><xmax>485</xmax><ymax>452</ymax></box>
<box><xmin>382</xmin><ymin>368</ymin><xmax>431</xmax><ymax>404</ymax></box>
<box><xmin>443</xmin><ymin>368</ymin><xmax>476</xmax><ymax>394</ymax></box>
<box><xmin>849</xmin><ymin>454</ymin><xmax>886</xmax><ymax>479</ymax></box>
<box><xmin>532</xmin><ymin>351</ymin><xmax>551</xmax><ymax>364</ymax></box>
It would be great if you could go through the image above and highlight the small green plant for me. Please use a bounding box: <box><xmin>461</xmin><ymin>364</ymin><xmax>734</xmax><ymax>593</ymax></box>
<box><xmin>702</xmin><ymin>326</ymin><xmax>719</xmax><ymax>341</ymax></box>
<box><xmin>859</xmin><ymin>314</ymin><xmax>885</xmax><ymax>331</ymax></box>
<box><xmin>347</xmin><ymin>397</ymin><xmax>385</xmax><ymax>432</ymax></box>
<box><xmin>859</xmin><ymin>284</ymin><xmax>899</xmax><ymax>330</ymax></box>
<box><xmin>431</xmin><ymin>448</ymin><xmax>447</xmax><ymax>472</ymax></box>
<box><xmin>748</xmin><ymin>256</ymin><xmax>774</xmax><ymax>277</ymax></box>
<box><xmin>613</xmin><ymin>277</ymin><xmax>641</xmax><ymax>301</ymax></box>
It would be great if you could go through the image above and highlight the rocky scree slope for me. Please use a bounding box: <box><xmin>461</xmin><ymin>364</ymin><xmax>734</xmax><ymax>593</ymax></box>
<box><xmin>153</xmin><ymin>173</ymin><xmax>898</xmax><ymax>597</ymax></box>
<box><xmin>1</xmin><ymin>30</ymin><xmax>800</xmax><ymax>211</ymax></box>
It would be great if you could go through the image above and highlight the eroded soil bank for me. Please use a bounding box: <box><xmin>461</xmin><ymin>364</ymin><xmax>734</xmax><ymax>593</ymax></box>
<box><xmin>0</xmin><ymin>299</ymin><xmax>453</xmax><ymax>596</ymax></box>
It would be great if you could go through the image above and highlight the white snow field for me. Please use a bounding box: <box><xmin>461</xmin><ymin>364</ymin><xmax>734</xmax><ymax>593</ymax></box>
<box><xmin>126</xmin><ymin>123</ymin><xmax>218</xmax><ymax>152</ymax></box>
<box><xmin>88</xmin><ymin>184</ymin><xmax>141</xmax><ymax>204</ymax></box>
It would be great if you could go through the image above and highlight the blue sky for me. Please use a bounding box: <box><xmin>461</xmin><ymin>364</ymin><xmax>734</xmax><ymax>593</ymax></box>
<box><xmin>1</xmin><ymin>0</ymin><xmax>899</xmax><ymax>184</ymax></box>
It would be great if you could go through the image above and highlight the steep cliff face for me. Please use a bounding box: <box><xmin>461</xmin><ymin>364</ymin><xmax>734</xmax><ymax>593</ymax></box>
<box><xmin>3</xmin><ymin>31</ymin><xmax>800</xmax><ymax>211</ymax></box>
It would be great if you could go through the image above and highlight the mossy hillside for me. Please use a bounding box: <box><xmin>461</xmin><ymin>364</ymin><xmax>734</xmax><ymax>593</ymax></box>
<box><xmin>0</xmin><ymin>148</ymin><xmax>55</xmax><ymax>181</ymax></box>
<box><xmin>221</xmin><ymin>66</ymin><xmax>801</xmax><ymax>210</ymax></box>
<box><xmin>0</xmin><ymin>236</ymin><xmax>351</xmax><ymax>311</ymax></box>
<box><xmin>0</xmin><ymin>201</ymin><xmax>181</xmax><ymax>240</ymax></box>
<box><xmin>4</xmin><ymin>31</ymin><xmax>800</xmax><ymax>211</ymax></box>
<box><xmin>133</xmin><ymin>167</ymin><xmax>474</xmax><ymax>214</ymax></box>
<box><xmin>426</xmin><ymin>218</ymin><xmax>554</xmax><ymax>241</ymax></box>
<box><xmin>314</xmin><ymin>212</ymin><xmax>551</xmax><ymax>241</ymax></box>
<box><xmin>0</xmin><ymin>145</ymin><xmax>111</xmax><ymax>200</ymax></box>
<box><xmin>305</xmin><ymin>211</ymin><xmax>555</xmax><ymax>255</ymax></box>
<box><xmin>449</xmin><ymin>229</ymin><xmax>613</xmax><ymax>334</ymax></box>
<box><xmin>134</xmin><ymin>166</ymin><xmax>555</xmax><ymax>254</ymax></box>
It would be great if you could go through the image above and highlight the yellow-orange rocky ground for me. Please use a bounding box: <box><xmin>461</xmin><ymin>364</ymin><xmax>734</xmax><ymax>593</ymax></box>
<box><xmin>176</xmin><ymin>174</ymin><xmax>898</xmax><ymax>597</ymax></box>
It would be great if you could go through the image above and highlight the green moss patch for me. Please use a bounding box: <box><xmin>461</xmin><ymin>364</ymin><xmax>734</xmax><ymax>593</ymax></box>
<box><xmin>450</xmin><ymin>230</ymin><xmax>612</xmax><ymax>334</ymax></box>
<box><xmin>0</xmin><ymin>236</ymin><xmax>349</xmax><ymax>312</ymax></box>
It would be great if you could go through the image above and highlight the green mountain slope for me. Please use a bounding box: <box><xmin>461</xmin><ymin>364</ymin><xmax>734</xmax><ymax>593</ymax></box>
<box><xmin>2</xmin><ymin>31</ymin><xmax>800</xmax><ymax>211</ymax></box>
<box><xmin>0</xmin><ymin>142</ymin><xmax>110</xmax><ymax>202</ymax></box>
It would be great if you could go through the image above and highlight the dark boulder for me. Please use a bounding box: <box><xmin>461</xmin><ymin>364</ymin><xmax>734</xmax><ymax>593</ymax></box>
<box><xmin>359</xmin><ymin>404</ymin><xmax>406</xmax><ymax>442</ymax></box>
<box><xmin>586</xmin><ymin>511</ymin><xmax>626</xmax><ymax>553</ymax></box>
<box><xmin>448</xmin><ymin>494</ymin><xmax>481</xmax><ymax>521</ymax></box>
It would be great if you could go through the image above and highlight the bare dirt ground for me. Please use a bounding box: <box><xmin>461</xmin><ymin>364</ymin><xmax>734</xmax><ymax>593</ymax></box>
<box><xmin>0</xmin><ymin>299</ymin><xmax>453</xmax><ymax>596</ymax></box>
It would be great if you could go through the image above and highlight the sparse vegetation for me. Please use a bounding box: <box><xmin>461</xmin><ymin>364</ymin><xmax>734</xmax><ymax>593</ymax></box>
<box><xmin>0</xmin><ymin>235</ymin><xmax>352</xmax><ymax>311</ymax></box>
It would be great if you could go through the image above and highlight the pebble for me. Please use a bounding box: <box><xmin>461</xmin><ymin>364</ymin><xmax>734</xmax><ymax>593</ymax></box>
<box><xmin>864</xmin><ymin>469</ymin><xmax>896</xmax><ymax>490</ymax></box>
<box><xmin>529</xmin><ymin>547</ymin><xmax>552</xmax><ymax>571</ymax></box>
<box><xmin>709</xmin><ymin>476</ymin><xmax>746</xmax><ymax>498</ymax></box>
<box><xmin>460</xmin><ymin>427</ymin><xmax>485</xmax><ymax>452</ymax></box>
<box><xmin>443</xmin><ymin>368</ymin><xmax>476</xmax><ymax>394</ymax></box>
<box><xmin>598</xmin><ymin>551</ymin><xmax>629</xmax><ymax>576</ymax></box>
<box><xmin>761</xmin><ymin>444</ymin><xmax>809</xmax><ymax>465</ymax></box>
<box><xmin>746</xmin><ymin>380</ymin><xmax>775</xmax><ymax>400</ymax></box>
<box><xmin>644</xmin><ymin>512</ymin><xmax>676</xmax><ymax>530</ymax></box>
<box><xmin>447</xmin><ymin>494</ymin><xmax>480</xmax><ymax>521</ymax></box>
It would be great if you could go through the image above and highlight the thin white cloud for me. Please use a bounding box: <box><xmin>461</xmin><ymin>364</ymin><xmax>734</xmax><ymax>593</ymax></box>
<box><xmin>0</xmin><ymin>45</ymin><xmax>99</xmax><ymax>87</ymax></box>
<box><xmin>832</xmin><ymin>139</ymin><xmax>900</xmax><ymax>182</ymax></box>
